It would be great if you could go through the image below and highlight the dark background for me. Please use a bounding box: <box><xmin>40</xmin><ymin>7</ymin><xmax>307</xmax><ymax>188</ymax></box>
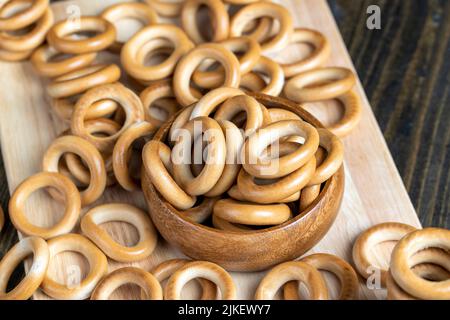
<box><xmin>0</xmin><ymin>0</ymin><xmax>449</xmax><ymax>278</ymax></box>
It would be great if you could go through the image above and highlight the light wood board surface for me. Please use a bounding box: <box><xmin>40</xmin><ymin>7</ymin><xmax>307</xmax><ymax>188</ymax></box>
<box><xmin>0</xmin><ymin>0</ymin><xmax>421</xmax><ymax>300</ymax></box>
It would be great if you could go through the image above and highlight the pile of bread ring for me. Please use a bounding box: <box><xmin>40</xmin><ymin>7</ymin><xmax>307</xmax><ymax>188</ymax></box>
<box><xmin>0</xmin><ymin>0</ymin><xmax>448</xmax><ymax>301</ymax></box>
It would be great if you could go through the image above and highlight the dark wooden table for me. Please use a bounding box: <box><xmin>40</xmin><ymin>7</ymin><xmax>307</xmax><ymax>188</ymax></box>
<box><xmin>0</xmin><ymin>0</ymin><xmax>449</xmax><ymax>285</ymax></box>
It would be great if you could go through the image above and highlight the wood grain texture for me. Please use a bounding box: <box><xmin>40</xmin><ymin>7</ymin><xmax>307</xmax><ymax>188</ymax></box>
<box><xmin>0</xmin><ymin>0</ymin><xmax>445</xmax><ymax>299</ymax></box>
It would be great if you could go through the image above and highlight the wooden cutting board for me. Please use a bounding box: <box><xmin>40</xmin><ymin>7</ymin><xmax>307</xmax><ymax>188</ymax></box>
<box><xmin>0</xmin><ymin>0</ymin><xmax>421</xmax><ymax>300</ymax></box>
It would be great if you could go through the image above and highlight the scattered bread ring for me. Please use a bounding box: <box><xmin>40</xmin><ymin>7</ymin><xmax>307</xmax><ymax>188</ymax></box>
<box><xmin>42</xmin><ymin>135</ymin><xmax>107</xmax><ymax>206</ymax></box>
<box><xmin>230</xmin><ymin>2</ymin><xmax>293</xmax><ymax>53</ymax></box>
<box><xmin>46</xmin><ymin>64</ymin><xmax>121</xmax><ymax>99</ymax></box>
<box><xmin>121</xmin><ymin>24</ymin><xmax>194</xmax><ymax>83</ymax></box>
<box><xmin>101</xmin><ymin>2</ymin><xmax>159</xmax><ymax>52</ymax></box>
<box><xmin>387</xmin><ymin>263</ymin><xmax>450</xmax><ymax>300</ymax></box>
<box><xmin>112</xmin><ymin>121</ymin><xmax>156</xmax><ymax>191</ymax></box>
<box><xmin>81</xmin><ymin>204</ymin><xmax>158</xmax><ymax>263</ymax></box>
<box><xmin>41</xmin><ymin>233</ymin><xmax>108</xmax><ymax>300</ymax></box>
<box><xmin>9</xmin><ymin>172</ymin><xmax>80</xmax><ymax>239</ymax></box>
<box><xmin>91</xmin><ymin>267</ymin><xmax>162</xmax><ymax>300</ymax></box>
<box><xmin>283</xmin><ymin>253</ymin><xmax>359</xmax><ymax>300</ymax></box>
<box><xmin>71</xmin><ymin>83</ymin><xmax>145</xmax><ymax>153</ymax></box>
<box><xmin>47</xmin><ymin>16</ymin><xmax>116</xmax><ymax>54</ymax></box>
<box><xmin>278</xmin><ymin>28</ymin><xmax>331</xmax><ymax>77</ymax></box>
<box><xmin>284</xmin><ymin>67</ymin><xmax>356</xmax><ymax>102</ymax></box>
<box><xmin>0</xmin><ymin>5</ymin><xmax>53</xmax><ymax>52</ymax></box>
<box><xmin>352</xmin><ymin>222</ymin><xmax>417</xmax><ymax>287</ymax></box>
<box><xmin>31</xmin><ymin>45</ymin><xmax>97</xmax><ymax>78</ymax></box>
<box><xmin>255</xmin><ymin>261</ymin><xmax>328</xmax><ymax>300</ymax></box>
<box><xmin>151</xmin><ymin>259</ymin><xmax>217</xmax><ymax>300</ymax></box>
<box><xmin>0</xmin><ymin>237</ymin><xmax>49</xmax><ymax>300</ymax></box>
<box><xmin>0</xmin><ymin>0</ymin><xmax>49</xmax><ymax>31</ymax></box>
<box><xmin>181</xmin><ymin>0</ymin><xmax>229</xmax><ymax>44</ymax></box>
<box><xmin>164</xmin><ymin>261</ymin><xmax>236</xmax><ymax>300</ymax></box>
<box><xmin>193</xmin><ymin>36</ymin><xmax>261</xmax><ymax>88</ymax></box>
<box><xmin>390</xmin><ymin>228</ymin><xmax>450</xmax><ymax>300</ymax></box>
<box><xmin>245</xmin><ymin>56</ymin><xmax>285</xmax><ymax>96</ymax></box>
<box><xmin>173</xmin><ymin>43</ymin><xmax>241</xmax><ymax>106</ymax></box>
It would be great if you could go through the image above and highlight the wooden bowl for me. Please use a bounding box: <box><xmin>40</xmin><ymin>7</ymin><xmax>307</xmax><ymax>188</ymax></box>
<box><xmin>142</xmin><ymin>92</ymin><xmax>345</xmax><ymax>272</ymax></box>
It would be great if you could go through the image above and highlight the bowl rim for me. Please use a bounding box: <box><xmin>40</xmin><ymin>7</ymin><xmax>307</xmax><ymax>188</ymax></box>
<box><xmin>144</xmin><ymin>91</ymin><xmax>344</xmax><ymax>235</ymax></box>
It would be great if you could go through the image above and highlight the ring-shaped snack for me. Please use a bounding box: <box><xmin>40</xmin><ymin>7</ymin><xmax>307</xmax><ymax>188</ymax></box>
<box><xmin>306</xmin><ymin>128</ymin><xmax>343</xmax><ymax>186</ymax></box>
<box><xmin>101</xmin><ymin>2</ymin><xmax>158</xmax><ymax>52</ymax></box>
<box><xmin>91</xmin><ymin>267</ymin><xmax>162</xmax><ymax>300</ymax></box>
<box><xmin>255</xmin><ymin>261</ymin><xmax>328</xmax><ymax>300</ymax></box>
<box><xmin>181</xmin><ymin>0</ymin><xmax>229</xmax><ymax>44</ymax></box>
<box><xmin>140</xmin><ymin>80</ymin><xmax>195</xmax><ymax>128</ymax></box>
<box><xmin>237</xmin><ymin>157</ymin><xmax>316</xmax><ymax>204</ymax></box>
<box><xmin>47</xmin><ymin>16</ymin><xmax>116</xmax><ymax>54</ymax></box>
<box><xmin>0</xmin><ymin>0</ymin><xmax>49</xmax><ymax>31</ymax></box>
<box><xmin>51</xmin><ymin>97</ymin><xmax>118</xmax><ymax>122</ymax></box>
<box><xmin>230</xmin><ymin>2</ymin><xmax>293</xmax><ymax>53</ymax></box>
<box><xmin>41</xmin><ymin>233</ymin><xmax>108</xmax><ymax>300</ymax></box>
<box><xmin>189</xmin><ymin>87</ymin><xmax>245</xmax><ymax>120</ymax></box>
<box><xmin>71</xmin><ymin>83</ymin><xmax>145</xmax><ymax>153</ymax></box>
<box><xmin>204</xmin><ymin>120</ymin><xmax>244</xmax><ymax>197</ymax></box>
<box><xmin>193</xmin><ymin>37</ymin><xmax>261</xmax><ymax>88</ymax></box>
<box><xmin>143</xmin><ymin>140</ymin><xmax>197</xmax><ymax>210</ymax></box>
<box><xmin>42</xmin><ymin>135</ymin><xmax>107</xmax><ymax>206</ymax></box>
<box><xmin>0</xmin><ymin>5</ymin><xmax>53</xmax><ymax>52</ymax></box>
<box><xmin>171</xmin><ymin>117</ymin><xmax>226</xmax><ymax>196</ymax></box>
<box><xmin>390</xmin><ymin>228</ymin><xmax>450</xmax><ymax>300</ymax></box>
<box><xmin>46</xmin><ymin>64</ymin><xmax>121</xmax><ymax>99</ymax></box>
<box><xmin>352</xmin><ymin>222</ymin><xmax>417</xmax><ymax>287</ymax></box>
<box><xmin>283</xmin><ymin>253</ymin><xmax>359</xmax><ymax>300</ymax></box>
<box><xmin>164</xmin><ymin>261</ymin><xmax>236</xmax><ymax>300</ymax></box>
<box><xmin>113</xmin><ymin>121</ymin><xmax>156</xmax><ymax>191</ymax></box>
<box><xmin>81</xmin><ymin>203</ymin><xmax>158</xmax><ymax>262</ymax></box>
<box><xmin>387</xmin><ymin>263</ymin><xmax>450</xmax><ymax>300</ymax></box>
<box><xmin>121</xmin><ymin>25</ymin><xmax>194</xmax><ymax>83</ymax></box>
<box><xmin>284</xmin><ymin>67</ymin><xmax>356</xmax><ymax>102</ymax></box>
<box><xmin>239</xmin><ymin>72</ymin><xmax>267</xmax><ymax>92</ymax></box>
<box><xmin>9</xmin><ymin>172</ymin><xmax>81</xmax><ymax>239</ymax></box>
<box><xmin>241</xmin><ymin>120</ymin><xmax>319</xmax><ymax>179</ymax></box>
<box><xmin>245</xmin><ymin>56</ymin><xmax>284</xmax><ymax>96</ymax></box>
<box><xmin>151</xmin><ymin>259</ymin><xmax>217</xmax><ymax>300</ymax></box>
<box><xmin>213</xmin><ymin>199</ymin><xmax>292</xmax><ymax>226</ymax></box>
<box><xmin>31</xmin><ymin>45</ymin><xmax>97</xmax><ymax>78</ymax></box>
<box><xmin>0</xmin><ymin>237</ymin><xmax>49</xmax><ymax>300</ymax></box>
<box><xmin>214</xmin><ymin>95</ymin><xmax>263</xmax><ymax>138</ymax></box>
<box><xmin>173</xmin><ymin>43</ymin><xmax>241</xmax><ymax>106</ymax></box>
<box><xmin>278</xmin><ymin>28</ymin><xmax>331</xmax><ymax>77</ymax></box>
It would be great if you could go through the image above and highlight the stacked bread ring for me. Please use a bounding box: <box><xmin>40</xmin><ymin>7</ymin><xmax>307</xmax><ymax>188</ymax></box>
<box><xmin>352</xmin><ymin>222</ymin><xmax>450</xmax><ymax>300</ymax></box>
<box><xmin>0</xmin><ymin>0</ymin><xmax>53</xmax><ymax>62</ymax></box>
<box><xmin>144</xmin><ymin>87</ymin><xmax>344</xmax><ymax>231</ymax></box>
